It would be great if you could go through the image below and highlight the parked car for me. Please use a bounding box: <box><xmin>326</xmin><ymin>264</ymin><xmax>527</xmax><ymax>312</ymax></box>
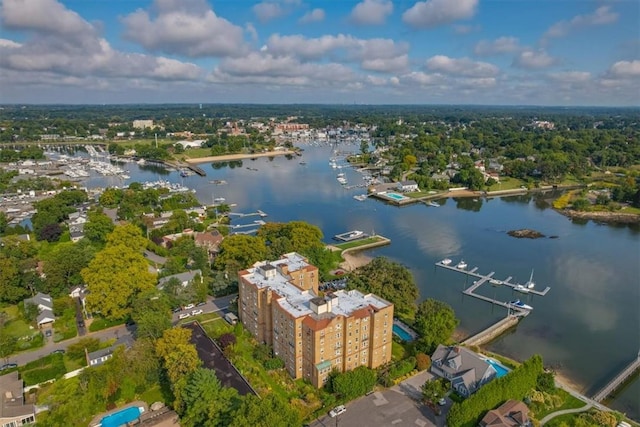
<box><xmin>438</xmin><ymin>398</ymin><xmax>447</xmax><ymax>406</ymax></box>
<box><xmin>51</xmin><ymin>349</ymin><xmax>65</xmax><ymax>355</ymax></box>
<box><xmin>0</xmin><ymin>363</ymin><xmax>18</xmax><ymax>371</ymax></box>
<box><xmin>196</xmin><ymin>301</ymin><xmax>206</xmax><ymax>307</ymax></box>
<box><xmin>184</xmin><ymin>303</ymin><xmax>195</xmax><ymax>310</ymax></box>
<box><xmin>172</xmin><ymin>307</ymin><xmax>181</xmax><ymax>313</ymax></box>
<box><xmin>329</xmin><ymin>405</ymin><xmax>346</xmax><ymax>417</ymax></box>
<box><xmin>191</xmin><ymin>309</ymin><xmax>203</xmax><ymax>316</ymax></box>
<box><xmin>178</xmin><ymin>313</ymin><xmax>191</xmax><ymax>320</ymax></box>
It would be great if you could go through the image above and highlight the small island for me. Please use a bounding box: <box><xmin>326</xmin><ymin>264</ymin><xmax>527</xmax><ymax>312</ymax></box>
<box><xmin>507</xmin><ymin>229</ymin><xmax>546</xmax><ymax>239</ymax></box>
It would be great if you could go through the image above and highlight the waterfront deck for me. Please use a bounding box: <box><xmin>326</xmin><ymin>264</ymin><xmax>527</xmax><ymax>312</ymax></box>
<box><xmin>592</xmin><ymin>351</ymin><xmax>640</xmax><ymax>402</ymax></box>
<box><xmin>334</xmin><ymin>230</ymin><xmax>369</xmax><ymax>242</ymax></box>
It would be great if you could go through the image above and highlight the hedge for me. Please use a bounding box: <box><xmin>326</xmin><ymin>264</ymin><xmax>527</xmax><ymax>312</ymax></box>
<box><xmin>21</xmin><ymin>354</ymin><xmax>67</xmax><ymax>386</ymax></box>
<box><xmin>446</xmin><ymin>354</ymin><xmax>543</xmax><ymax>427</ymax></box>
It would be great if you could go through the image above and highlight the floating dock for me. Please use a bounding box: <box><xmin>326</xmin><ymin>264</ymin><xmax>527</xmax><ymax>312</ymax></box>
<box><xmin>228</xmin><ymin>210</ymin><xmax>268</xmax><ymax>218</ymax></box>
<box><xmin>334</xmin><ymin>230</ymin><xmax>369</xmax><ymax>242</ymax></box>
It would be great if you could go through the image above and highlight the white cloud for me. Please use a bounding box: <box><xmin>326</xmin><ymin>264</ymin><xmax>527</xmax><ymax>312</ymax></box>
<box><xmin>548</xmin><ymin>71</ymin><xmax>591</xmax><ymax>83</ymax></box>
<box><xmin>425</xmin><ymin>55</ymin><xmax>499</xmax><ymax>77</ymax></box>
<box><xmin>245</xmin><ymin>23</ymin><xmax>258</xmax><ymax>42</ymax></box>
<box><xmin>453</xmin><ymin>24</ymin><xmax>480</xmax><ymax>34</ymax></box>
<box><xmin>1</xmin><ymin>0</ymin><xmax>95</xmax><ymax>37</ymax></box>
<box><xmin>513</xmin><ymin>50</ymin><xmax>556</xmax><ymax>69</ymax></box>
<box><xmin>264</xmin><ymin>34</ymin><xmax>409</xmax><ymax>72</ymax></box>
<box><xmin>607</xmin><ymin>60</ymin><xmax>640</xmax><ymax>78</ymax></box>
<box><xmin>399</xmin><ymin>71</ymin><xmax>443</xmax><ymax>86</ymax></box>
<box><xmin>543</xmin><ymin>6</ymin><xmax>618</xmax><ymax>42</ymax></box>
<box><xmin>402</xmin><ymin>0</ymin><xmax>478</xmax><ymax>29</ymax></box>
<box><xmin>350</xmin><ymin>0</ymin><xmax>393</xmax><ymax>25</ymax></box>
<box><xmin>0</xmin><ymin>39</ymin><xmax>22</xmax><ymax>49</ymax></box>
<box><xmin>474</xmin><ymin>37</ymin><xmax>521</xmax><ymax>56</ymax></box>
<box><xmin>121</xmin><ymin>0</ymin><xmax>246</xmax><ymax>57</ymax></box>
<box><xmin>252</xmin><ymin>0</ymin><xmax>300</xmax><ymax>23</ymax></box>
<box><xmin>299</xmin><ymin>8</ymin><xmax>325</xmax><ymax>23</ymax></box>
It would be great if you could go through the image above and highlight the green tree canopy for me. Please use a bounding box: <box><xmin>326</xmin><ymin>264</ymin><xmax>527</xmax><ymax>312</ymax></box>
<box><xmin>230</xmin><ymin>394</ymin><xmax>301</xmax><ymax>427</ymax></box>
<box><xmin>348</xmin><ymin>257</ymin><xmax>419</xmax><ymax>320</ymax></box>
<box><xmin>105</xmin><ymin>223</ymin><xmax>147</xmax><ymax>251</ymax></box>
<box><xmin>414</xmin><ymin>298</ymin><xmax>458</xmax><ymax>354</ymax></box>
<box><xmin>214</xmin><ymin>234</ymin><xmax>269</xmax><ymax>273</ymax></box>
<box><xmin>43</xmin><ymin>240</ymin><xmax>96</xmax><ymax>297</ymax></box>
<box><xmin>180</xmin><ymin>368</ymin><xmax>239</xmax><ymax>427</ymax></box>
<box><xmin>83</xmin><ymin>209</ymin><xmax>115</xmax><ymax>246</ymax></box>
<box><xmin>155</xmin><ymin>328</ymin><xmax>201</xmax><ymax>386</ymax></box>
<box><xmin>131</xmin><ymin>291</ymin><xmax>173</xmax><ymax>340</ymax></box>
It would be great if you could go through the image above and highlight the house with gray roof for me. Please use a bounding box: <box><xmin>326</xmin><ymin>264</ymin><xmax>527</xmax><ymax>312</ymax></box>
<box><xmin>0</xmin><ymin>371</ymin><xmax>35</xmax><ymax>427</ymax></box>
<box><xmin>24</xmin><ymin>292</ymin><xmax>55</xmax><ymax>328</ymax></box>
<box><xmin>157</xmin><ymin>270</ymin><xmax>202</xmax><ymax>290</ymax></box>
<box><xmin>86</xmin><ymin>347</ymin><xmax>116</xmax><ymax>367</ymax></box>
<box><xmin>430</xmin><ymin>345</ymin><xmax>497</xmax><ymax>397</ymax></box>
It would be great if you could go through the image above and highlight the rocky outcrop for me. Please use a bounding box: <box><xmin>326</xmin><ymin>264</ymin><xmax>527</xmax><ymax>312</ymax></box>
<box><xmin>559</xmin><ymin>209</ymin><xmax>640</xmax><ymax>224</ymax></box>
<box><xmin>507</xmin><ymin>229</ymin><xmax>545</xmax><ymax>239</ymax></box>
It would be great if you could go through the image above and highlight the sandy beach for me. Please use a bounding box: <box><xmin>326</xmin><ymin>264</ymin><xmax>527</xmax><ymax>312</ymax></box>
<box><xmin>184</xmin><ymin>150</ymin><xmax>296</xmax><ymax>164</ymax></box>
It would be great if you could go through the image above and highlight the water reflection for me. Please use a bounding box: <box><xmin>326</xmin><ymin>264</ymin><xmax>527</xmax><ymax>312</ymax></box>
<box><xmin>454</xmin><ymin>197</ymin><xmax>482</xmax><ymax>212</ymax></box>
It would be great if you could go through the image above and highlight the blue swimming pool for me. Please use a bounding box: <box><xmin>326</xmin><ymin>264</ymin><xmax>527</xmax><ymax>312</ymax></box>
<box><xmin>392</xmin><ymin>324</ymin><xmax>414</xmax><ymax>341</ymax></box>
<box><xmin>485</xmin><ymin>358</ymin><xmax>510</xmax><ymax>378</ymax></box>
<box><xmin>386</xmin><ymin>192</ymin><xmax>407</xmax><ymax>201</ymax></box>
<box><xmin>100</xmin><ymin>406</ymin><xmax>142</xmax><ymax>427</ymax></box>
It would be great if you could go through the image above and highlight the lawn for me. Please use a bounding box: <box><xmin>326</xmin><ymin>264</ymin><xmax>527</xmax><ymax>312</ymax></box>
<box><xmin>391</xmin><ymin>341</ymin><xmax>408</xmax><ymax>361</ymax></box>
<box><xmin>334</xmin><ymin>236</ymin><xmax>384</xmax><ymax>251</ymax></box>
<box><xmin>1</xmin><ymin>305</ymin><xmax>44</xmax><ymax>353</ymax></box>
<box><xmin>178</xmin><ymin>147</ymin><xmax>212</xmax><ymax>159</ymax></box>
<box><xmin>532</xmin><ymin>388</ymin><xmax>585</xmax><ymax>420</ymax></box>
<box><xmin>139</xmin><ymin>384</ymin><xmax>165</xmax><ymax>406</ymax></box>
<box><xmin>54</xmin><ymin>309</ymin><xmax>78</xmax><ymax>342</ymax></box>
<box><xmin>486</xmin><ymin>177</ymin><xmax>526</xmax><ymax>191</ymax></box>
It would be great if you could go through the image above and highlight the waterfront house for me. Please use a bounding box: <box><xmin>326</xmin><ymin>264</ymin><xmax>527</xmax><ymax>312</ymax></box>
<box><xmin>157</xmin><ymin>270</ymin><xmax>203</xmax><ymax>290</ymax></box>
<box><xmin>479</xmin><ymin>400</ymin><xmax>531</xmax><ymax>427</ymax></box>
<box><xmin>430</xmin><ymin>345</ymin><xmax>497</xmax><ymax>397</ymax></box>
<box><xmin>194</xmin><ymin>230</ymin><xmax>224</xmax><ymax>258</ymax></box>
<box><xmin>397</xmin><ymin>180</ymin><xmax>419</xmax><ymax>192</ymax></box>
<box><xmin>24</xmin><ymin>292</ymin><xmax>55</xmax><ymax>329</ymax></box>
<box><xmin>0</xmin><ymin>371</ymin><xmax>36</xmax><ymax>427</ymax></box>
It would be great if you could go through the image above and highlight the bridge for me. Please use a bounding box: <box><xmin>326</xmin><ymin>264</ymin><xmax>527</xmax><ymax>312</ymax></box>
<box><xmin>592</xmin><ymin>351</ymin><xmax>640</xmax><ymax>402</ymax></box>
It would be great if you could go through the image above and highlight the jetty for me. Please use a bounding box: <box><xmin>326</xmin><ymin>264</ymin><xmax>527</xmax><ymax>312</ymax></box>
<box><xmin>228</xmin><ymin>210</ymin><xmax>268</xmax><ymax>218</ymax></box>
<box><xmin>592</xmin><ymin>351</ymin><xmax>640</xmax><ymax>402</ymax></box>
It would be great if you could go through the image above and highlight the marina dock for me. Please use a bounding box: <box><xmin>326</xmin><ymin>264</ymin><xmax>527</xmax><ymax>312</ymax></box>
<box><xmin>592</xmin><ymin>351</ymin><xmax>640</xmax><ymax>402</ymax></box>
<box><xmin>228</xmin><ymin>210</ymin><xmax>268</xmax><ymax>218</ymax></box>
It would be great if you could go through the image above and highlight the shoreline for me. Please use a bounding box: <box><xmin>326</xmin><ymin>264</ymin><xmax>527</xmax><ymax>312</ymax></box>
<box><xmin>184</xmin><ymin>150</ymin><xmax>296</xmax><ymax>164</ymax></box>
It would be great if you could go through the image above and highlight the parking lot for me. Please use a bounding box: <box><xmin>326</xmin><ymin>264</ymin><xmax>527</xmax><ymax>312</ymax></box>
<box><xmin>310</xmin><ymin>371</ymin><xmax>449</xmax><ymax>427</ymax></box>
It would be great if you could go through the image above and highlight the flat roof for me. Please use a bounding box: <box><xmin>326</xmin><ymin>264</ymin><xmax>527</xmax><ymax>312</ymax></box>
<box><xmin>241</xmin><ymin>253</ymin><xmax>391</xmax><ymax>319</ymax></box>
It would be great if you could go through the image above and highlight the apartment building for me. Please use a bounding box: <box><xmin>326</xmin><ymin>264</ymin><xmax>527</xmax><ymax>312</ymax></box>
<box><xmin>238</xmin><ymin>252</ymin><xmax>393</xmax><ymax>387</ymax></box>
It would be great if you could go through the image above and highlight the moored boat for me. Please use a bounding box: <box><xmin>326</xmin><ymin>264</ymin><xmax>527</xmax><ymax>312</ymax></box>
<box><xmin>514</xmin><ymin>284</ymin><xmax>530</xmax><ymax>294</ymax></box>
<box><xmin>441</xmin><ymin>258</ymin><xmax>452</xmax><ymax>265</ymax></box>
<box><xmin>456</xmin><ymin>260</ymin><xmax>468</xmax><ymax>269</ymax></box>
<box><xmin>509</xmin><ymin>299</ymin><xmax>533</xmax><ymax>310</ymax></box>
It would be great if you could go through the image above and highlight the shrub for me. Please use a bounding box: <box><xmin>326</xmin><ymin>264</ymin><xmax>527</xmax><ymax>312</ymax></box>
<box><xmin>66</xmin><ymin>337</ymin><xmax>101</xmax><ymax>361</ymax></box>
<box><xmin>536</xmin><ymin>371</ymin><xmax>555</xmax><ymax>393</ymax></box>
<box><xmin>89</xmin><ymin>317</ymin><xmax>122</xmax><ymax>332</ymax></box>
<box><xmin>328</xmin><ymin>366</ymin><xmax>377</xmax><ymax>400</ymax></box>
<box><xmin>218</xmin><ymin>333</ymin><xmax>236</xmax><ymax>350</ymax></box>
<box><xmin>21</xmin><ymin>354</ymin><xmax>66</xmax><ymax>386</ymax></box>
<box><xmin>416</xmin><ymin>353</ymin><xmax>431</xmax><ymax>371</ymax></box>
<box><xmin>264</xmin><ymin>357</ymin><xmax>285</xmax><ymax>370</ymax></box>
<box><xmin>388</xmin><ymin>357</ymin><xmax>416</xmax><ymax>380</ymax></box>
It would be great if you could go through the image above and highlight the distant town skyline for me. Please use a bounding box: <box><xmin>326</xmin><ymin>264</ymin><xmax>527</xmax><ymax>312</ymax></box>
<box><xmin>0</xmin><ymin>0</ymin><xmax>638</xmax><ymax>106</ymax></box>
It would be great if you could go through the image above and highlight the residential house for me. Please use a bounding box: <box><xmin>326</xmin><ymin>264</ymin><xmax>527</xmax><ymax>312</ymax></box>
<box><xmin>479</xmin><ymin>400</ymin><xmax>531</xmax><ymax>427</ymax></box>
<box><xmin>157</xmin><ymin>270</ymin><xmax>203</xmax><ymax>290</ymax></box>
<box><xmin>86</xmin><ymin>347</ymin><xmax>115</xmax><ymax>367</ymax></box>
<box><xmin>430</xmin><ymin>345</ymin><xmax>497</xmax><ymax>397</ymax></box>
<box><xmin>161</xmin><ymin>229</ymin><xmax>195</xmax><ymax>248</ymax></box>
<box><xmin>69</xmin><ymin>286</ymin><xmax>88</xmax><ymax>318</ymax></box>
<box><xmin>24</xmin><ymin>293</ymin><xmax>55</xmax><ymax>329</ymax></box>
<box><xmin>397</xmin><ymin>180</ymin><xmax>419</xmax><ymax>192</ymax></box>
<box><xmin>0</xmin><ymin>372</ymin><xmax>35</xmax><ymax>427</ymax></box>
<box><xmin>238</xmin><ymin>253</ymin><xmax>394</xmax><ymax>388</ymax></box>
<box><xmin>194</xmin><ymin>230</ymin><xmax>224</xmax><ymax>258</ymax></box>
<box><xmin>67</xmin><ymin>211</ymin><xmax>87</xmax><ymax>242</ymax></box>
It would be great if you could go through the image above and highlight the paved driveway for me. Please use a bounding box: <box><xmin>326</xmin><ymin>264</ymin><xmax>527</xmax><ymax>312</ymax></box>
<box><xmin>311</xmin><ymin>371</ymin><xmax>447</xmax><ymax>427</ymax></box>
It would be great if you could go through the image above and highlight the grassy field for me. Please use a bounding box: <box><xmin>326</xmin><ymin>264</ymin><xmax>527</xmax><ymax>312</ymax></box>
<box><xmin>533</xmin><ymin>388</ymin><xmax>585</xmax><ymax>420</ymax></box>
<box><xmin>334</xmin><ymin>236</ymin><xmax>384</xmax><ymax>251</ymax></box>
<box><xmin>486</xmin><ymin>177</ymin><xmax>526</xmax><ymax>191</ymax></box>
<box><xmin>392</xmin><ymin>341</ymin><xmax>409</xmax><ymax>361</ymax></box>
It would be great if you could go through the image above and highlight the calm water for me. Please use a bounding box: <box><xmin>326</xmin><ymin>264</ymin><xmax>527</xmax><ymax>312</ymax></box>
<box><xmin>86</xmin><ymin>144</ymin><xmax>639</xmax><ymax>419</ymax></box>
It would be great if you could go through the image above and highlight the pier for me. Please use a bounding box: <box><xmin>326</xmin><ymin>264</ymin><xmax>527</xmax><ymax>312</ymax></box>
<box><xmin>462</xmin><ymin>315</ymin><xmax>521</xmax><ymax>347</ymax></box>
<box><xmin>228</xmin><ymin>210</ymin><xmax>268</xmax><ymax>218</ymax></box>
<box><xmin>592</xmin><ymin>351</ymin><xmax>640</xmax><ymax>402</ymax></box>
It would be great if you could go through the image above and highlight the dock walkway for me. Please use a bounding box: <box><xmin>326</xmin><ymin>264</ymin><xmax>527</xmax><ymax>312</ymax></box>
<box><xmin>592</xmin><ymin>351</ymin><xmax>640</xmax><ymax>402</ymax></box>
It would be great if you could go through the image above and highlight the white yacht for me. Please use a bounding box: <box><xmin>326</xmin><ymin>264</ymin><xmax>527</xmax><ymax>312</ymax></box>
<box><xmin>490</xmin><ymin>279</ymin><xmax>503</xmax><ymax>286</ymax></box>
<box><xmin>514</xmin><ymin>284</ymin><xmax>530</xmax><ymax>294</ymax></box>
<box><xmin>456</xmin><ymin>260</ymin><xmax>468</xmax><ymax>269</ymax></box>
<box><xmin>526</xmin><ymin>269</ymin><xmax>536</xmax><ymax>289</ymax></box>
<box><xmin>509</xmin><ymin>300</ymin><xmax>533</xmax><ymax>310</ymax></box>
<box><xmin>441</xmin><ymin>258</ymin><xmax>452</xmax><ymax>265</ymax></box>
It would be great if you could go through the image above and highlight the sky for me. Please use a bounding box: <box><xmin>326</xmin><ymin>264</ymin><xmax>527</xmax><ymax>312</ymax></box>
<box><xmin>0</xmin><ymin>0</ymin><xmax>638</xmax><ymax>106</ymax></box>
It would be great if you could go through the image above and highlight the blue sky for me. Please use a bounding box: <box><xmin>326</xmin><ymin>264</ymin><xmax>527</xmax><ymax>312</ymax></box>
<box><xmin>0</xmin><ymin>0</ymin><xmax>638</xmax><ymax>105</ymax></box>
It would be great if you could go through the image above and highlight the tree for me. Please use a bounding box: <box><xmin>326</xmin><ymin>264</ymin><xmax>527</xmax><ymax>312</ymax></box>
<box><xmin>105</xmin><ymin>223</ymin><xmax>147</xmax><ymax>251</ymax></box>
<box><xmin>421</xmin><ymin>378</ymin><xmax>448</xmax><ymax>405</ymax></box>
<box><xmin>218</xmin><ymin>333</ymin><xmax>236</xmax><ymax>350</ymax></box>
<box><xmin>81</xmin><ymin>244</ymin><xmax>156</xmax><ymax>320</ymax></box>
<box><xmin>214</xmin><ymin>234</ymin><xmax>269</xmax><ymax>273</ymax></box>
<box><xmin>43</xmin><ymin>240</ymin><xmax>95</xmax><ymax>297</ymax></box>
<box><xmin>327</xmin><ymin>366</ymin><xmax>377</xmax><ymax>400</ymax></box>
<box><xmin>83</xmin><ymin>209</ymin><xmax>115</xmax><ymax>245</ymax></box>
<box><xmin>230</xmin><ymin>394</ymin><xmax>301</xmax><ymax>427</ymax></box>
<box><xmin>131</xmin><ymin>292</ymin><xmax>172</xmax><ymax>340</ymax></box>
<box><xmin>66</xmin><ymin>337</ymin><xmax>101</xmax><ymax>362</ymax></box>
<box><xmin>0</xmin><ymin>255</ymin><xmax>28</xmax><ymax>303</ymax></box>
<box><xmin>348</xmin><ymin>257</ymin><xmax>419</xmax><ymax>319</ymax></box>
<box><xmin>414</xmin><ymin>299</ymin><xmax>458</xmax><ymax>354</ymax></box>
<box><xmin>0</xmin><ymin>212</ymin><xmax>7</xmax><ymax>235</ymax></box>
<box><xmin>39</xmin><ymin>222</ymin><xmax>63</xmax><ymax>242</ymax></box>
<box><xmin>155</xmin><ymin>328</ymin><xmax>201</xmax><ymax>386</ymax></box>
<box><xmin>180</xmin><ymin>368</ymin><xmax>238</xmax><ymax>427</ymax></box>
<box><xmin>416</xmin><ymin>353</ymin><xmax>431</xmax><ymax>371</ymax></box>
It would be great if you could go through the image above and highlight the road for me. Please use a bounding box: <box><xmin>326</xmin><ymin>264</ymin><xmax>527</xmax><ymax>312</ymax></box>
<box><xmin>5</xmin><ymin>293</ymin><xmax>237</xmax><ymax>367</ymax></box>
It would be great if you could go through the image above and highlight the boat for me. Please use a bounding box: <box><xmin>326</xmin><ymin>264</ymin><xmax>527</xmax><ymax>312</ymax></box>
<box><xmin>514</xmin><ymin>284</ymin><xmax>530</xmax><ymax>294</ymax></box>
<box><xmin>509</xmin><ymin>299</ymin><xmax>533</xmax><ymax>310</ymax></box>
<box><xmin>456</xmin><ymin>260</ymin><xmax>467</xmax><ymax>269</ymax></box>
<box><xmin>526</xmin><ymin>269</ymin><xmax>536</xmax><ymax>289</ymax></box>
<box><xmin>348</xmin><ymin>230</ymin><xmax>365</xmax><ymax>239</ymax></box>
<box><xmin>490</xmin><ymin>279</ymin><xmax>503</xmax><ymax>286</ymax></box>
<box><xmin>214</xmin><ymin>197</ymin><xmax>226</xmax><ymax>203</ymax></box>
<box><xmin>299</xmin><ymin>161</ymin><xmax>306</xmax><ymax>165</ymax></box>
<box><xmin>441</xmin><ymin>258</ymin><xmax>452</xmax><ymax>265</ymax></box>
<box><xmin>353</xmin><ymin>194</ymin><xmax>368</xmax><ymax>201</ymax></box>
<box><xmin>427</xmin><ymin>201</ymin><xmax>440</xmax><ymax>207</ymax></box>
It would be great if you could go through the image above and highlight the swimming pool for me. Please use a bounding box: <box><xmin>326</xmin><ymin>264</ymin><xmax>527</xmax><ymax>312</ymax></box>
<box><xmin>485</xmin><ymin>358</ymin><xmax>510</xmax><ymax>378</ymax></box>
<box><xmin>100</xmin><ymin>406</ymin><xmax>142</xmax><ymax>427</ymax></box>
<box><xmin>386</xmin><ymin>192</ymin><xmax>407</xmax><ymax>201</ymax></box>
<box><xmin>392</xmin><ymin>324</ymin><xmax>414</xmax><ymax>341</ymax></box>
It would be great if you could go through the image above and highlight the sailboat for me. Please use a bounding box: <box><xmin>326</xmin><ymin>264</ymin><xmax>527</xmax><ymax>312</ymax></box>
<box><xmin>526</xmin><ymin>269</ymin><xmax>535</xmax><ymax>289</ymax></box>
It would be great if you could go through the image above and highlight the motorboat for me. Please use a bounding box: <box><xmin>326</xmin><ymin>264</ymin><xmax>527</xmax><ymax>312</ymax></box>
<box><xmin>427</xmin><ymin>201</ymin><xmax>440</xmax><ymax>207</ymax></box>
<box><xmin>514</xmin><ymin>284</ymin><xmax>530</xmax><ymax>294</ymax></box>
<box><xmin>456</xmin><ymin>260</ymin><xmax>468</xmax><ymax>269</ymax></box>
<box><xmin>353</xmin><ymin>194</ymin><xmax>368</xmax><ymax>201</ymax></box>
<box><xmin>509</xmin><ymin>299</ymin><xmax>533</xmax><ymax>310</ymax></box>
<box><xmin>441</xmin><ymin>258</ymin><xmax>452</xmax><ymax>265</ymax></box>
<box><xmin>489</xmin><ymin>279</ymin><xmax>503</xmax><ymax>286</ymax></box>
